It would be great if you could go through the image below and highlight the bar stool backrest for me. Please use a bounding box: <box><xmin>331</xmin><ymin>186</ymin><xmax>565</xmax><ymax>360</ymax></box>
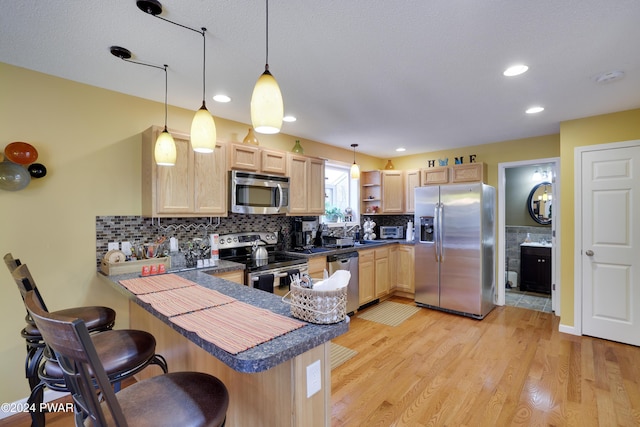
<box><xmin>24</xmin><ymin>290</ymin><xmax>128</xmax><ymax>426</ymax></box>
<box><xmin>11</xmin><ymin>264</ymin><xmax>50</xmax><ymax>313</ymax></box>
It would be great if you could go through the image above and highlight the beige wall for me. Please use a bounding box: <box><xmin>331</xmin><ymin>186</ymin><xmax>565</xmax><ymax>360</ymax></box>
<box><xmin>2</xmin><ymin>61</ymin><xmax>639</xmax><ymax>404</ymax></box>
<box><xmin>558</xmin><ymin>109</ymin><xmax>640</xmax><ymax>327</ymax></box>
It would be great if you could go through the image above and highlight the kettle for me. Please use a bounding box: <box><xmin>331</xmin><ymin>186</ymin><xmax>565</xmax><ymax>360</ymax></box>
<box><xmin>252</xmin><ymin>240</ymin><xmax>268</xmax><ymax>260</ymax></box>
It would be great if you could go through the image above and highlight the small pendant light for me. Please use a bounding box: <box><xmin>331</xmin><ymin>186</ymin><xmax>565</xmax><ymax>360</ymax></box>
<box><xmin>155</xmin><ymin>64</ymin><xmax>177</xmax><ymax>166</ymax></box>
<box><xmin>350</xmin><ymin>144</ymin><xmax>360</xmax><ymax>179</ymax></box>
<box><xmin>190</xmin><ymin>28</ymin><xmax>217</xmax><ymax>153</ymax></box>
<box><xmin>251</xmin><ymin>0</ymin><xmax>284</xmax><ymax>134</ymax></box>
<box><xmin>136</xmin><ymin>2</ymin><xmax>216</xmax><ymax>153</ymax></box>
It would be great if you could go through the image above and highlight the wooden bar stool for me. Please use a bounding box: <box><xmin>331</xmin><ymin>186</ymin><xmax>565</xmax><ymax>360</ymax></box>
<box><xmin>4</xmin><ymin>254</ymin><xmax>116</xmax><ymax>391</ymax></box>
<box><xmin>9</xmin><ymin>262</ymin><xmax>168</xmax><ymax>426</ymax></box>
<box><xmin>25</xmin><ymin>290</ymin><xmax>229</xmax><ymax>427</ymax></box>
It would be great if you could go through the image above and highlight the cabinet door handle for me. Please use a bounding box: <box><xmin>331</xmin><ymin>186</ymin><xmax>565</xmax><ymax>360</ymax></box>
<box><xmin>585</xmin><ymin>250</ymin><xmax>594</xmax><ymax>256</ymax></box>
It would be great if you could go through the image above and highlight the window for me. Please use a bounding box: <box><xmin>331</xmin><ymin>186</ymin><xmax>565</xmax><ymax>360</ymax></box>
<box><xmin>324</xmin><ymin>163</ymin><xmax>359</xmax><ymax>223</ymax></box>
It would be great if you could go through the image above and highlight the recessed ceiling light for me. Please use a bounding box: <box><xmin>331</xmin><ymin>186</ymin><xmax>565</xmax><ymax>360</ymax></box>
<box><xmin>503</xmin><ymin>64</ymin><xmax>529</xmax><ymax>77</ymax></box>
<box><xmin>212</xmin><ymin>94</ymin><xmax>231</xmax><ymax>103</ymax></box>
<box><xmin>594</xmin><ymin>70</ymin><xmax>625</xmax><ymax>84</ymax></box>
<box><xmin>526</xmin><ymin>106</ymin><xmax>544</xmax><ymax>114</ymax></box>
<box><xmin>395</xmin><ymin>147</ymin><xmax>406</xmax><ymax>152</ymax></box>
<box><xmin>282</xmin><ymin>115</ymin><xmax>297</xmax><ymax>122</ymax></box>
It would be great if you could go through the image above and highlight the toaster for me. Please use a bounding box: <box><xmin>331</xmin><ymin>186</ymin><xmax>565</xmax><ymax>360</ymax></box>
<box><xmin>379</xmin><ymin>226</ymin><xmax>404</xmax><ymax>239</ymax></box>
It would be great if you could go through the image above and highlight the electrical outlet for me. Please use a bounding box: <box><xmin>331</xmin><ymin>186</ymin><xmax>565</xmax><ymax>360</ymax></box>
<box><xmin>306</xmin><ymin>360</ymin><xmax>321</xmax><ymax>398</ymax></box>
<box><xmin>107</xmin><ymin>242</ymin><xmax>119</xmax><ymax>251</ymax></box>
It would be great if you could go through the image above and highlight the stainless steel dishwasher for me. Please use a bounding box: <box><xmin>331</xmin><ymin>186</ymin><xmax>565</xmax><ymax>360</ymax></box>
<box><xmin>327</xmin><ymin>251</ymin><xmax>359</xmax><ymax>314</ymax></box>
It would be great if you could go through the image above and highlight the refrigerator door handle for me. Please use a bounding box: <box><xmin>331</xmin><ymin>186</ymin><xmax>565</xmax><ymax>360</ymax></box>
<box><xmin>434</xmin><ymin>205</ymin><xmax>440</xmax><ymax>262</ymax></box>
<box><xmin>438</xmin><ymin>203</ymin><xmax>444</xmax><ymax>263</ymax></box>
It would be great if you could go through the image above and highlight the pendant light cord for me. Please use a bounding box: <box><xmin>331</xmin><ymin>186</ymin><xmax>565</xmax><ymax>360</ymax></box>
<box><xmin>201</xmin><ymin>27</ymin><xmax>207</xmax><ymax>102</ymax></box>
<box><xmin>163</xmin><ymin>64</ymin><xmax>169</xmax><ymax>129</ymax></box>
<box><xmin>265</xmin><ymin>0</ymin><xmax>269</xmax><ymax>69</ymax></box>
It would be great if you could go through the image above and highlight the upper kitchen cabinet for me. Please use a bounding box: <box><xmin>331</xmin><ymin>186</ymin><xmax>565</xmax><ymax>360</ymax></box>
<box><xmin>404</xmin><ymin>169</ymin><xmax>420</xmax><ymax>213</ymax></box>
<box><xmin>420</xmin><ymin>162</ymin><xmax>487</xmax><ymax>185</ymax></box>
<box><xmin>381</xmin><ymin>170</ymin><xmax>404</xmax><ymax>213</ymax></box>
<box><xmin>229</xmin><ymin>143</ymin><xmax>287</xmax><ymax>175</ymax></box>
<box><xmin>361</xmin><ymin>170</ymin><xmax>404</xmax><ymax>214</ymax></box>
<box><xmin>287</xmin><ymin>153</ymin><xmax>325</xmax><ymax>215</ymax></box>
<box><xmin>142</xmin><ymin>126</ymin><xmax>227</xmax><ymax>217</ymax></box>
<box><xmin>450</xmin><ymin>162</ymin><xmax>486</xmax><ymax>183</ymax></box>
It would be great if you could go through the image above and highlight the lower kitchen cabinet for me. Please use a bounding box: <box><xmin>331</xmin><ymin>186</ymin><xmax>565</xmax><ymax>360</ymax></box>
<box><xmin>520</xmin><ymin>245</ymin><xmax>551</xmax><ymax>294</ymax></box>
<box><xmin>358</xmin><ymin>249</ymin><xmax>375</xmax><ymax>305</ymax></box>
<box><xmin>374</xmin><ymin>247</ymin><xmax>390</xmax><ymax>298</ymax></box>
<box><xmin>308</xmin><ymin>256</ymin><xmax>327</xmax><ymax>278</ymax></box>
<box><xmin>212</xmin><ymin>269</ymin><xmax>244</xmax><ymax>285</ymax></box>
<box><xmin>392</xmin><ymin>245</ymin><xmax>415</xmax><ymax>295</ymax></box>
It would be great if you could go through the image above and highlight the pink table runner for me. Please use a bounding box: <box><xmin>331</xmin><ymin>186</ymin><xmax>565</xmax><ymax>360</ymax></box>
<box><xmin>170</xmin><ymin>301</ymin><xmax>305</xmax><ymax>354</ymax></box>
<box><xmin>137</xmin><ymin>286</ymin><xmax>236</xmax><ymax>317</ymax></box>
<box><xmin>119</xmin><ymin>274</ymin><xmax>195</xmax><ymax>295</ymax></box>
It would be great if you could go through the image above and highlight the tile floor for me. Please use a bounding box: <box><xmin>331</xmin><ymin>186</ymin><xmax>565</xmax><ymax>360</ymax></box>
<box><xmin>505</xmin><ymin>287</ymin><xmax>553</xmax><ymax>313</ymax></box>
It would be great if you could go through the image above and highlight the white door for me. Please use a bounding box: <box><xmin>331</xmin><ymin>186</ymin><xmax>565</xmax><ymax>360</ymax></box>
<box><xmin>581</xmin><ymin>143</ymin><xmax>640</xmax><ymax>346</ymax></box>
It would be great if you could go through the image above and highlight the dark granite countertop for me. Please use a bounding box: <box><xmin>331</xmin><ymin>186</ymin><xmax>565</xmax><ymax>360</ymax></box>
<box><xmin>284</xmin><ymin>239</ymin><xmax>415</xmax><ymax>258</ymax></box>
<box><xmin>99</xmin><ymin>267</ymin><xmax>349</xmax><ymax>374</ymax></box>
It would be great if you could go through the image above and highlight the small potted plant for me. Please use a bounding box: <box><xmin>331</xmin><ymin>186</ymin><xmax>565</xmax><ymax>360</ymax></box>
<box><xmin>325</xmin><ymin>206</ymin><xmax>343</xmax><ymax>222</ymax></box>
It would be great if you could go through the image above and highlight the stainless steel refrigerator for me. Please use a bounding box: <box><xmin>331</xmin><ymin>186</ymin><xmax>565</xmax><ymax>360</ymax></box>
<box><xmin>414</xmin><ymin>183</ymin><xmax>495</xmax><ymax>319</ymax></box>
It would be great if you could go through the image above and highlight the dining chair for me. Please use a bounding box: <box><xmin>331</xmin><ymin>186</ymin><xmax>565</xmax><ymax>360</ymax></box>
<box><xmin>25</xmin><ymin>290</ymin><xmax>229</xmax><ymax>427</ymax></box>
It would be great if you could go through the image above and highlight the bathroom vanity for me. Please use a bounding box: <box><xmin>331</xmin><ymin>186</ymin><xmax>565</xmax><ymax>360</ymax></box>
<box><xmin>520</xmin><ymin>243</ymin><xmax>552</xmax><ymax>294</ymax></box>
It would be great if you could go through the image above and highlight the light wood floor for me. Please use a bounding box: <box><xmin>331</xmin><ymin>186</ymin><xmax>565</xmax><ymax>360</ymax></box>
<box><xmin>332</xmin><ymin>296</ymin><xmax>640</xmax><ymax>426</ymax></box>
<box><xmin>4</xmin><ymin>297</ymin><xmax>640</xmax><ymax>426</ymax></box>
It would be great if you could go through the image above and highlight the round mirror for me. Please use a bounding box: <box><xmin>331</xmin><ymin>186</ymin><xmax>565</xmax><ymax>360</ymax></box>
<box><xmin>527</xmin><ymin>182</ymin><xmax>552</xmax><ymax>225</ymax></box>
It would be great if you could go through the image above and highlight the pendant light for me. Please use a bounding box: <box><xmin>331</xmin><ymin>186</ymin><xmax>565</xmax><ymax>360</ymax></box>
<box><xmin>109</xmin><ymin>45</ymin><xmax>175</xmax><ymax>165</ymax></box>
<box><xmin>190</xmin><ymin>27</ymin><xmax>217</xmax><ymax>153</ymax></box>
<box><xmin>155</xmin><ymin>65</ymin><xmax>177</xmax><ymax>166</ymax></box>
<box><xmin>350</xmin><ymin>144</ymin><xmax>360</xmax><ymax>179</ymax></box>
<box><xmin>136</xmin><ymin>0</ymin><xmax>216</xmax><ymax>153</ymax></box>
<box><xmin>251</xmin><ymin>0</ymin><xmax>284</xmax><ymax>134</ymax></box>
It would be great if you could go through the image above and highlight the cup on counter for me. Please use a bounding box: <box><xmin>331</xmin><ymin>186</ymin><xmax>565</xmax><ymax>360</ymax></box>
<box><xmin>158</xmin><ymin>264</ymin><xmax>166</xmax><ymax>274</ymax></box>
<box><xmin>197</xmin><ymin>259</ymin><xmax>204</xmax><ymax>268</ymax></box>
<box><xmin>150</xmin><ymin>265</ymin><xmax>158</xmax><ymax>275</ymax></box>
<box><xmin>141</xmin><ymin>265</ymin><xmax>150</xmax><ymax>276</ymax></box>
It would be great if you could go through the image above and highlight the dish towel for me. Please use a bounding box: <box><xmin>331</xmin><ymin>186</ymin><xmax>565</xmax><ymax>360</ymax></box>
<box><xmin>256</xmin><ymin>274</ymin><xmax>274</xmax><ymax>293</ymax></box>
<box><xmin>280</xmin><ymin>269</ymin><xmax>300</xmax><ymax>291</ymax></box>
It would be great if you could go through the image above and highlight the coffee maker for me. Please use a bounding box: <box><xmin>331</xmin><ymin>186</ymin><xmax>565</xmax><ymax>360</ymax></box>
<box><xmin>293</xmin><ymin>218</ymin><xmax>318</xmax><ymax>248</ymax></box>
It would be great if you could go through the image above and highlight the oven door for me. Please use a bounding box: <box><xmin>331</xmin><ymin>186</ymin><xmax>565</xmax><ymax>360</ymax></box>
<box><xmin>249</xmin><ymin>264</ymin><xmax>309</xmax><ymax>297</ymax></box>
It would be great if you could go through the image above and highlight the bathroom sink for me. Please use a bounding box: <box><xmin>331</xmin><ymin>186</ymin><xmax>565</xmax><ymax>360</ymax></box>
<box><xmin>520</xmin><ymin>242</ymin><xmax>552</xmax><ymax>248</ymax></box>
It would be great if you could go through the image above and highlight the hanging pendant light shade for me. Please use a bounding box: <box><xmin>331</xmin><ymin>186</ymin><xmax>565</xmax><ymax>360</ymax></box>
<box><xmin>191</xmin><ymin>28</ymin><xmax>216</xmax><ymax>153</ymax></box>
<box><xmin>251</xmin><ymin>0</ymin><xmax>283</xmax><ymax>134</ymax></box>
<box><xmin>350</xmin><ymin>144</ymin><xmax>360</xmax><ymax>179</ymax></box>
<box><xmin>154</xmin><ymin>64</ymin><xmax>176</xmax><ymax>166</ymax></box>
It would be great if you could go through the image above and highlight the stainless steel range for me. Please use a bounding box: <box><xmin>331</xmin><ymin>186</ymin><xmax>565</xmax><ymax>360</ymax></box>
<box><xmin>218</xmin><ymin>232</ymin><xmax>308</xmax><ymax>296</ymax></box>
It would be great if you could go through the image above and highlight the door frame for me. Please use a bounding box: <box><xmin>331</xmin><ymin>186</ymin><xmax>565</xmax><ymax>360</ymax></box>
<box><xmin>497</xmin><ymin>158</ymin><xmax>561</xmax><ymax>315</ymax></box>
<box><xmin>573</xmin><ymin>139</ymin><xmax>640</xmax><ymax>336</ymax></box>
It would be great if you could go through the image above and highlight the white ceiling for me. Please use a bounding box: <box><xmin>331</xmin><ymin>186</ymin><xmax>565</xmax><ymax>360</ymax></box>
<box><xmin>2</xmin><ymin>0</ymin><xmax>639</xmax><ymax>158</ymax></box>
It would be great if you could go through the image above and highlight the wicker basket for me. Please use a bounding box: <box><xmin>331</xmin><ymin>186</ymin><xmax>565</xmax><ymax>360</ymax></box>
<box><xmin>282</xmin><ymin>283</ymin><xmax>347</xmax><ymax>324</ymax></box>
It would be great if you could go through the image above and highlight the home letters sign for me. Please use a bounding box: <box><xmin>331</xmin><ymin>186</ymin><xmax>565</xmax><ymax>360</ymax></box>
<box><xmin>427</xmin><ymin>154</ymin><xmax>477</xmax><ymax>168</ymax></box>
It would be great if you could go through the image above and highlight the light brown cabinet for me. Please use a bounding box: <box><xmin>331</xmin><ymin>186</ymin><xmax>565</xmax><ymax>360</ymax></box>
<box><xmin>381</xmin><ymin>170</ymin><xmax>404</xmax><ymax>213</ymax></box>
<box><xmin>308</xmin><ymin>256</ymin><xmax>327</xmax><ymax>279</ymax></box>
<box><xmin>404</xmin><ymin>169</ymin><xmax>420</xmax><ymax>213</ymax></box>
<box><xmin>358</xmin><ymin>249</ymin><xmax>375</xmax><ymax>305</ymax></box>
<box><xmin>374</xmin><ymin>246</ymin><xmax>390</xmax><ymax>298</ymax></box>
<box><xmin>287</xmin><ymin>153</ymin><xmax>325</xmax><ymax>215</ymax></box>
<box><xmin>392</xmin><ymin>245</ymin><xmax>415</xmax><ymax>294</ymax></box>
<box><xmin>450</xmin><ymin>162</ymin><xmax>486</xmax><ymax>183</ymax></box>
<box><xmin>142</xmin><ymin>126</ymin><xmax>227</xmax><ymax>217</ymax></box>
<box><xmin>420</xmin><ymin>162</ymin><xmax>486</xmax><ymax>186</ymax></box>
<box><xmin>421</xmin><ymin>167</ymin><xmax>449</xmax><ymax>185</ymax></box>
<box><xmin>228</xmin><ymin>143</ymin><xmax>287</xmax><ymax>175</ymax></box>
<box><xmin>212</xmin><ymin>269</ymin><xmax>244</xmax><ymax>285</ymax></box>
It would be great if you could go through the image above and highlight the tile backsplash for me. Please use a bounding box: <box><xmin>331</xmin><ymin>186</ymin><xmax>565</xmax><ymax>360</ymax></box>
<box><xmin>96</xmin><ymin>214</ymin><xmax>293</xmax><ymax>267</ymax></box>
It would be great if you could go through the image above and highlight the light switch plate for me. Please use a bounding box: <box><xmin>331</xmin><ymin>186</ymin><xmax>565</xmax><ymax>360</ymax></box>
<box><xmin>107</xmin><ymin>242</ymin><xmax>119</xmax><ymax>251</ymax></box>
<box><xmin>306</xmin><ymin>360</ymin><xmax>321</xmax><ymax>398</ymax></box>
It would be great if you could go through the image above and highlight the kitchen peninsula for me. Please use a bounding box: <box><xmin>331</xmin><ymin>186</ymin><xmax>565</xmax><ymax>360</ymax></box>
<box><xmin>99</xmin><ymin>265</ymin><xmax>349</xmax><ymax>427</ymax></box>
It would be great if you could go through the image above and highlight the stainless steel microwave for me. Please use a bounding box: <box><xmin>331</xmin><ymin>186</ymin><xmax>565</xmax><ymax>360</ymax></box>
<box><xmin>229</xmin><ymin>170</ymin><xmax>290</xmax><ymax>214</ymax></box>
